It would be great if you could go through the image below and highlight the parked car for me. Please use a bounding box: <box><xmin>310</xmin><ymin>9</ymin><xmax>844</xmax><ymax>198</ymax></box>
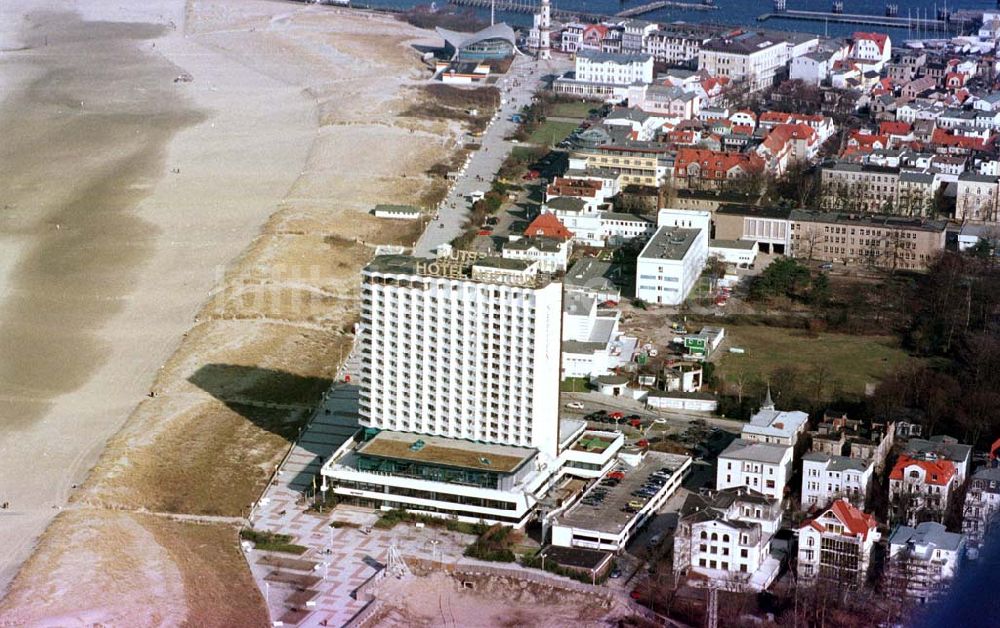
<box><xmin>565</xmin><ymin>401</ymin><xmax>585</xmax><ymax>410</ymax></box>
<box><xmin>610</xmin><ymin>567</ymin><xmax>622</xmax><ymax>579</ymax></box>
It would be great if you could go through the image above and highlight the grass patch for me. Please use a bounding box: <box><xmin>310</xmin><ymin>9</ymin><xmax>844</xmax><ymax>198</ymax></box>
<box><xmin>373</xmin><ymin>509</ymin><xmax>485</xmax><ymax>535</ymax></box>
<box><xmin>550</xmin><ymin>101</ymin><xmax>598</xmax><ymax>118</ymax></box>
<box><xmin>527</xmin><ymin>120</ymin><xmax>578</xmax><ymax>147</ymax></box>
<box><xmin>464</xmin><ymin>524</ymin><xmax>517</xmax><ymax>562</ymax></box>
<box><xmin>330</xmin><ymin>520</ymin><xmax>361</xmax><ymax>529</ymax></box>
<box><xmin>715</xmin><ymin>325</ymin><xmax>916</xmax><ymax>398</ymax></box>
<box><xmin>560</xmin><ymin>377</ymin><xmax>590</xmax><ymax>393</ymax></box>
<box><xmin>240</xmin><ymin>528</ymin><xmax>308</xmax><ymax>555</ymax></box>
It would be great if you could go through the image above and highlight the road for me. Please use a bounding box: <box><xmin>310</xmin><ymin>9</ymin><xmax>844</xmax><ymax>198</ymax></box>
<box><xmin>561</xmin><ymin>389</ymin><xmax>745</xmax><ymax>434</ymax></box>
<box><xmin>413</xmin><ymin>54</ymin><xmax>572</xmax><ymax>257</ymax></box>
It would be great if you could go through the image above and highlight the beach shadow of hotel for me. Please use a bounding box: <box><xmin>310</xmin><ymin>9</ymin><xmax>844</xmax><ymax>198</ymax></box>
<box><xmin>188</xmin><ymin>364</ymin><xmax>360</xmax><ymax>493</ymax></box>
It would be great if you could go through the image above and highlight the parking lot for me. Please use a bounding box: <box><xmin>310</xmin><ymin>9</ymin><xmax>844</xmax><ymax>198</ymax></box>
<box><xmin>557</xmin><ymin>452</ymin><xmax>690</xmax><ymax>544</ymax></box>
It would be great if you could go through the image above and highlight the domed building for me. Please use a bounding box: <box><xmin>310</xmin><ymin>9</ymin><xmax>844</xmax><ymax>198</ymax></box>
<box><xmin>436</xmin><ymin>23</ymin><xmax>519</xmax><ymax>61</ymax></box>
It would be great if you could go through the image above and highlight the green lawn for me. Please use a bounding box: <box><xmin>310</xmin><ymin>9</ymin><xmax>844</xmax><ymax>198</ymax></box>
<box><xmin>550</xmin><ymin>101</ymin><xmax>598</xmax><ymax>118</ymax></box>
<box><xmin>240</xmin><ymin>529</ymin><xmax>308</xmax><ymax>555</ymax></box>
<box><xmin>714</xmin><ymin>325</ymin><xmax>916</xmax><ymax>398</ymax></box>
<box><xmin>528</xmin><ymin>120</ymin><xmax>578</xmax><ymax>146</ymax></box>
<box><xmin>560</xmin><ymin>377</ymin><xmax>590</xmax><ymax>393</ymax></box>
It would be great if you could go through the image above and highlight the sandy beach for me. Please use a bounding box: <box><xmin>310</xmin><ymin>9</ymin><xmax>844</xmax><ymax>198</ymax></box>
<box><xmin>0</xmin><ymin>0</ymin><xmax>466</xmax><ymax>623</ymax></box>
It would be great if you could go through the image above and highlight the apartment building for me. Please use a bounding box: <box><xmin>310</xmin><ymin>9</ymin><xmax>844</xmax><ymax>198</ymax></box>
<box><xmin>887</xmin><ymin>522</ymin><xmax>965</xmax><ymax>604</ymax></box>
<box><xmin>788</xmin><ymin>210</ymin><xmax>947</xmax><ymax>271</ymax></box>
<box><xmin>801</xmin><ymin>453</ymin><xmax>875</xmax><ymax>510</ymax></box>
<box><xmin>955</xmin><ymin>172</ymin><xmax>1000</xmax><ymax>222</ymax></box>
<box><xmin>501</xmin><ymin>236</ymin><xmax>570</xmax><ymax>272</ymax></box>
<box><xmin>717</xmin><ymin>439</ymin><xmax>794</xmax><ymax>502</ymax></box>
<box><xmin>672</xmin><ymin>147</ymin><xmax>765</xmax><ymax>191</ymax></box>
<box><xmin>643</xmin><ymin>23</ymin><xmax>721</xmax><ymax>67</ymax></box>
<box><xmin>570</xmin><ymin>142</ymin><xmax>673</xmax><ymax>187</ymax></box>
<box><xmin>889</xmin><ymin>454</ymin><xmax>959</xmax><ymax>525</ymax></box>
<box><xmin>575</xmin><ymin>50</ymin><xmax>653</xmax><ymax>86</ymax></box>
<box><xmin>797</xmin><ymin>499</ymin><xmax>880</xmax><ymax>586</ymax></box>
<box><xmin>808</xmin><ymin>412</ymin><xmax>894</xmax><ymax>472</ymax></box>
<box><xmin>674</xmin><ymin>487</ymin><xmax>782</xmax><ymax>590</ymax></box>
<box><xmin>699</xmin><ymin>31</ymin><xmax>817</xmax><ymax>94</ymax></box>
<box><xmin>819</xmin><ymin>162</ymin><xmax>900</xmax><ymax>213</ymax></box>
<box><xmin>962</xmin><ymin>467</ymin><xmax>1000</xmax><ymax>557</ymax></box>
<box><xmin>622</xmin><ymin>19</ymin><xmax>657</xmax><ymax>55</ymax></box>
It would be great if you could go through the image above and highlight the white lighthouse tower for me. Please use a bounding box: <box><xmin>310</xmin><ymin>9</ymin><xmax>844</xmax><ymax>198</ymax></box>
<box><xmin>528</xmin><ymin>0</ymin><xmax>552</xmax><ymax>59</ymax></box>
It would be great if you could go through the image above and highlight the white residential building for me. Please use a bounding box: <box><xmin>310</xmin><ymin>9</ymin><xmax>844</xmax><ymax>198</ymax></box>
<box><xmin>889</xmin><ymin>454</ymin><xmax>959</xmax><ymax>526</ymax></box>
<box><xmin>501</xmin><ymin>236</ymin><xmax>570</xmax><ymax>272</ymax></box>
<box><xmin>887</xmin><ymin>522</ymin><xmax>965</xmax><ymax>604</ymax></box>
<box><xmin>673</xmin><ymin>487</ymin><xmax>782</xmax><ymax>590</ymax></box>
<box><xmin>741</xmin><ymin>391</ymin><xmax>809</xmax><ymax>447</ymax></box>
<box><xmin>848</xmin><ymin>32</ymin><xmax>891</xmax><ymax>72</ymax></box>
<box><xmin>717</xmin><ymin>439</ymin><xmax>794</xmax><ymax>502</ymax></box>
<box><xmin>797</xmin><ymin>499</ymin><xmax>880</xmax><ymax>585</ymax></box>
<box><xmin>699</xmin><ymin>32</ymin><xmax>817</xmax><ymax>94</ymax></box>
<box><xmin>575</xmin><ymin>50</ymin><xmax>653</xmax><ymax>86</ymax></box>
<box><xmin>801</xmin><ymin>453</ymin><xmax>874</xmax><ymax>510</ymax></box>
<box><xmin>356</xmin><ymin>253</ymin><xmax>562</xmax><ymax>456</ymax></box>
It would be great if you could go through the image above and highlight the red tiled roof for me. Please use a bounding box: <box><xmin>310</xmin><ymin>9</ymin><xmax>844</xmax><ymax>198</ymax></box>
<box><xmin>852</xmin><ymin>31</ymin><xmax>889</xmax><ymax>55</ymax></box>
<box><xmin>674</xmin><ymin>148</ymin><xmax>764</xmax><ymax>181</ymax></box>
<box><xmin>890</xmin><ymin>455</ymin><xmax>957</xmax><ymax>486</ymax></box>
<box><xmin>880</xmin><ymin>121</ymin><xmax>912</xmax><ymax>136</ymax></box>
<box><xmin>800</xmin><ymin>498</ymin><xmax>878</xmax><ymax>541</ymax></box>
<box><xmin>525</xmin><ymin>213</ymin><xmax>573</xmax><ymax>240</ymax></box>
<box><xmin>930</xmin><ymin>128</ymin><xmax>993</xmax><ymax>151</ymax></box>
<box><xmin>760</xmin><ymin>123</ymin><xmax>815</xmax><ymax>155</ymax></box>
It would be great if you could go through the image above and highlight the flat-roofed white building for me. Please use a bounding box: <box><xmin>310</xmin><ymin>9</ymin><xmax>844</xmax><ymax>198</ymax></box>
<box><xmin>717</xmin><ymin>438</ymin><xmax>794</xmax><ymax>502</ymax></box>
<box><xmin>709</xmin><ymin>239</ymin><xmax>758</xmax><ymax>267</ymax></box>
<box><xmin>357</xmin><ymin>253</ymin><xmax>562</xmax><ymax>457</ymax></box>
<box><xmin>635</xmin><ymin>225</ymin><xmax>709</xmax><ymax>305</ymax></box>
<box><xmin>561</xmin><ymin>291</ymin><xmax>636</xmax><ymax>379</ymax></box>
<box><xmin>552</xmin><ymin>451</ymin><xmax>691</xmax><ymax>551</ymax></box>
<box><xmin>801</xmin><ymin>453</ymin><xmax>875</xmax><ymax>510</ymax></box>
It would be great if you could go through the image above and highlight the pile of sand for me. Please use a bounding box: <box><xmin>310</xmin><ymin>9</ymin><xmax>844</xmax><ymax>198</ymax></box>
<box><xmin>375</xmin><ymin>571</ymin><xmax>619</xmax><ymax>628</ymax></box>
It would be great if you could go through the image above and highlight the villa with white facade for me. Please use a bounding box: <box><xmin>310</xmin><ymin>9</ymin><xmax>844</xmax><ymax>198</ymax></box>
<box><xmin>801</xmin><ymin>453</ymin><xmax>874</xmax><ymax>510</ymax></box>
<box><xmin>717</xmin><ymin>439</ymin><xmax>794</xmax><ymax>502</ymax></box>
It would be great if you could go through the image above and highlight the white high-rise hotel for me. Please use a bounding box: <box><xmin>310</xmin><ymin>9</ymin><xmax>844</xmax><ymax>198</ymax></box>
<box><xmin>359</xmin><ymin>253</ymin><xmax>562</xmax><ymax>456</ymax></box>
